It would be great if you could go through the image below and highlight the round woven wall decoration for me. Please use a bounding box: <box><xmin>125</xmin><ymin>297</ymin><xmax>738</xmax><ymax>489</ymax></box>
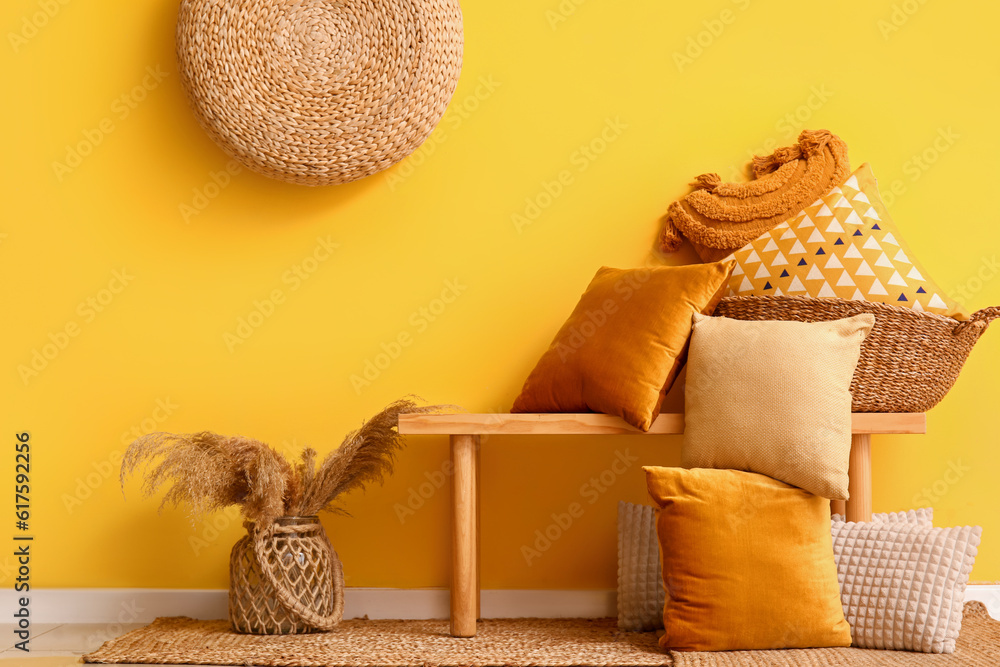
<box><xmin>176</xmin><ymin>0</ymin><xmax>464</xmax><ymax>186</ymax></box>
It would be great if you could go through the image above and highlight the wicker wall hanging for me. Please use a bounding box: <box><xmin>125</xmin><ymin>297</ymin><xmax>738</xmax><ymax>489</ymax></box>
<box><xmin>661</xmin><ymin>129</ymin><xmax>850</xmax><ymax>261</ymax></box>
<box><xmin>176</xmin><ymin>0</ymin><xmax>464</xmax><ymax>186</ymax></box>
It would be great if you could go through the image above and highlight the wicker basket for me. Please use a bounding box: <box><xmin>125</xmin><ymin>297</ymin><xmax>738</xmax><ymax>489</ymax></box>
<box><xmin>714</xmin><ymin>295</ymin><xmax>1000</xmax><ymax>413</ymax></box>
<box><xmin>229</xmin><ymin>516</ymin><xmax>344</xmax><ymax>634</ymax></box>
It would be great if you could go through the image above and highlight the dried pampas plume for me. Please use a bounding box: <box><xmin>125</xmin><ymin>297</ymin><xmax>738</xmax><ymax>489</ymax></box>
<box><xmin>120</xmin><ymin>398</ymin><xmax>444</xmax><ymax>526</ymax></box>
<box><xmin>289</xmin><ymin>398</ymin><xmax>439</xmax><ymax>517</ymax></box>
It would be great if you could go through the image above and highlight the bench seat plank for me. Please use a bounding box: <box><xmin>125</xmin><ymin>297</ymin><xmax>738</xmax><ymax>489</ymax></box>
<box><xmin>398</xmin><ymin>412</ymin><xmax>926</xmax><ymax>436</ymax></box>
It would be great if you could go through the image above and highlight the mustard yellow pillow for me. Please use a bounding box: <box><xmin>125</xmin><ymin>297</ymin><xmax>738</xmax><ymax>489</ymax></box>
<box><xmin>728</xmin><ymin>163</ymin><xmax>969</xmax><ymax>320</ymax></box>
<box><xmin>682</xmin><ymin>313</ymin><xmax>872</xmax><ymax>499</ymax></box>
<box><xmin>512</xmin><ymin>261</ymin><xmax>734</xmax><ymax>431</ymax></box>
<box><xmin>644</xmin><ymin>466</ymin><xmax>852</xmax><ymax>652</ymax></box>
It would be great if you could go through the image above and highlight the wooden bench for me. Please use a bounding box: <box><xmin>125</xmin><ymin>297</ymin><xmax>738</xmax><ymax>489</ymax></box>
<box><xmin>397</xmin><ymin>412</ymin><xmax>927</xmax><ymax>637</ymax></box>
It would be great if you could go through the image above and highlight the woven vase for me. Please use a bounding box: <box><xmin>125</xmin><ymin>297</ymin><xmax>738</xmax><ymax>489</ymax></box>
<box><xmin>229</xmin><ymin>516</ymin><xmax>344</xmax><ymax>634</ymax></box>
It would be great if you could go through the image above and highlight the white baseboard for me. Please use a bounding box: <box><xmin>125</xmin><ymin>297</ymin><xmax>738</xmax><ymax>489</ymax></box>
<box><xmin>963</xmin><ymin>584</ymin><xmax>1000</xmax><ymax>619</ymax></box>
<box><xmin>3</xmin><ymin>586</ymin><xmax>996</xmax><ymax>624</ymax></box>
<box><xmin>1</xmin><ymin>588</ymin><xmax>615</xmax><ymax>624</ymax></box>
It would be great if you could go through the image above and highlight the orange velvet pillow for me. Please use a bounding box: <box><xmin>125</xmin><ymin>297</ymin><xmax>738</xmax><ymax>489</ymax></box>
<box><xmin>511</xmin><ymin>260</ymin><xmax>734</xmax><ymax>430</ymax></box>
<box><xmin>645</xmin><ymin>466</ymin><xmax>852</xmax><ymax>652</ymax></box>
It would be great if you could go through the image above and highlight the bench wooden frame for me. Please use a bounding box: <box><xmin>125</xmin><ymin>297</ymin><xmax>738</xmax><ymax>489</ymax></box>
<box><xmin>397</xmin><ymin>412</ymin><xmax>927</xmax><ymax>637</ymax></box>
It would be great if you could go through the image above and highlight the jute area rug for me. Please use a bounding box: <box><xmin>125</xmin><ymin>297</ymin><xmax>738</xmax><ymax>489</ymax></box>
<box><xmin>84</xmin><ymin>602</ymin><xmax>999</xmax><ymax>667</ymax></box>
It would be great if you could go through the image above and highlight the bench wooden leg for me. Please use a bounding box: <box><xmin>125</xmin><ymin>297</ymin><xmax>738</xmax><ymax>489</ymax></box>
<box><xmin>845</xmin><ymin>433</ymin><xmax>872</xmax><ymax>522</ymax></box>
<box><xmin>450</xmin><ymin>434</ymin><xmax>480</xmax><ymax>637</ymax></box>
<box><xmin>830</xmin><ymin>498</ymin><xmax>846</xmax><ymax>517</ymax></box>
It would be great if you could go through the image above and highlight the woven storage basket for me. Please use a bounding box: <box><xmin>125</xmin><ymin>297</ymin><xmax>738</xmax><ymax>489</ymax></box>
<box><xmin>229</xmin><ymin>516</ymin><xmax>344</xmax><ymax>634</ymax></box>
<box><xmin>715</xmin><ymin>295</ymin><xmax>1000</xmax><ymax>413</ymax></box>
<box><xmin>176</xmin><ymin>0</ymin><xmax>464</xmax><ymax>186</ymax></box>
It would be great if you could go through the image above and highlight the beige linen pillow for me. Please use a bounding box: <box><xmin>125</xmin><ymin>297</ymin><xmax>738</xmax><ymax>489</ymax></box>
<box><xmin>831</xmin><ymin>519</ymin><xmax>981</xmax><ymax>653</ymax></box>
<box><xmin>682</xmin><ymin>313</ymin><xmax>874</xmax><ymax>499</ymax></box>
<box><xmin>616</xmin><ymin>502</ymin><xmax>664</xmax><ymax>631</ymax></box>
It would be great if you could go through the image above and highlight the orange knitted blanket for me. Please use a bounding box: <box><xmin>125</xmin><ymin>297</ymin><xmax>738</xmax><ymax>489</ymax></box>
<box><xmin>661</xmin><ymin>129</ymin><xmax>850</xmax><ymax>261</ymax></box>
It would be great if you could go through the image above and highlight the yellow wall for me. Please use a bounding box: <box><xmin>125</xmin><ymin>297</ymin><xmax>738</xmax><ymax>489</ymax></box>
<box><xmin>2</xmin><ymin>0</ymin><xmax>999</xmax><ymax>590</ymax></box>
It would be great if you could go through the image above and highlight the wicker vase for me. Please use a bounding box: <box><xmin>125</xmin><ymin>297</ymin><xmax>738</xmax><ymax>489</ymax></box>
<box><xmin>229</xmin><ymin>516</ymin><xmax>344</xmax><ymax>634</ymax></box>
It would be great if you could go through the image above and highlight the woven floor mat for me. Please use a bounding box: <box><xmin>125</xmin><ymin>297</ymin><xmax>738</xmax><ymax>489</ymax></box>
<box><xmin>83</xmin><ymin>616</ymin><xmax>670</xmax><ymax>666</ymax></box>
<box><xmin>83</xmin><ymin>603</ymin><xmax>999</xmax><ymax>667</ymax></box>
<box><xmin>673</xmin><ymin>603</ymin><xmax>1000</xmax><ymax>667</ymax></box>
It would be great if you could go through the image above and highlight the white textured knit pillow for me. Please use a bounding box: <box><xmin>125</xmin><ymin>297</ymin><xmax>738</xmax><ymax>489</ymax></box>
<box><xmin>832</xmin><ymin>508</ymin><xmax>933</xmax><ymax>526</ymax></box>
<box><xmin>616</xmin><ymin>501</ymin><xmax>664</xmax><ymax>631</ymax></box>
<box><xmin>831</xmin><ymin>520</ymin><xmax>981</xmax><ymax>653</ymax></box>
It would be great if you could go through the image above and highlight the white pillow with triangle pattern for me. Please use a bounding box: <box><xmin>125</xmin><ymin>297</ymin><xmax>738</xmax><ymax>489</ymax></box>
<box><xmin>725</xmin><ymin>163</ymin><xmax>969</xmax><ymax>320</ymax></box>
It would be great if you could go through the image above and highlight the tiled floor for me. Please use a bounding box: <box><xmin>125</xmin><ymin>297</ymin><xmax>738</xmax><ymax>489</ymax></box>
<box><xmin>0</xmin><ymin>623</ymin><xmax>146</xmax><ymax>665</ymax></box>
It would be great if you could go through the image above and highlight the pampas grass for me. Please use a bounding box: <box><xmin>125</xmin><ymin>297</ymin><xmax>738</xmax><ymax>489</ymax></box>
<box><xmin>121</xmin><ymin>398</ymin><xmax>441</xmax><ymax>526</ymax></box>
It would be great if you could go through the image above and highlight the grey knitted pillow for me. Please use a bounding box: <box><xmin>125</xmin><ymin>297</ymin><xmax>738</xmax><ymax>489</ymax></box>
<box><xmin>616</xmin><ymin>501</ymin><xmax>664</xmax><ymax>631</ymax></box>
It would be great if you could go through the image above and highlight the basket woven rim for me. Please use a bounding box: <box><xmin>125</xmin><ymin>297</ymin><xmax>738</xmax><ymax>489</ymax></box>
<box><xmin>719</xmin><ymin>294</ymin><xmax>964</xmax><ymax>325</ymax></box>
